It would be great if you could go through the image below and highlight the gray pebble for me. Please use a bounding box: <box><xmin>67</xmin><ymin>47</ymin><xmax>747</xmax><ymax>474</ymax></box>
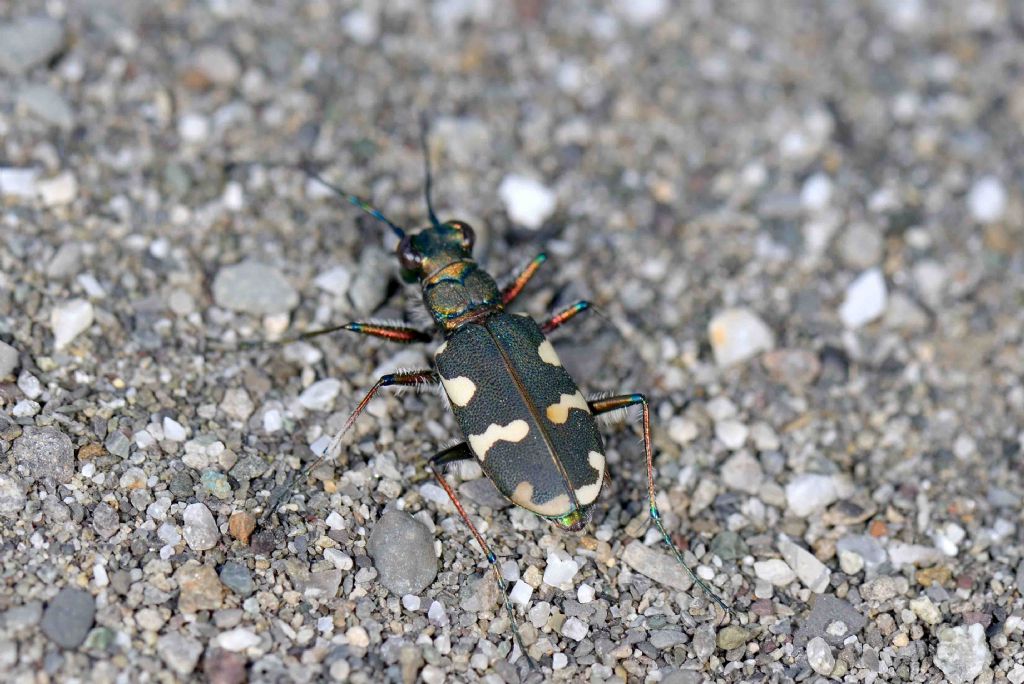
<box><xmin>17</xmin><ymin>84</ymin><xmax>74</xmax><ymax>130</ymax></box>
<box><xmin>348</xmin><ymin>248</ymin><xmax>393</xmax><ymax>314</ymax></box>
<box><xmin>182</xmin><ymin>503</ymin><xmax>219</xmax><ymax>551</ymax></box>
<box><xmin>157</xmin><ymin>632</ymin><xmax>204</xmax><ymax>675</ymax></box>
<box><xmin>0</xmin><ymin>16</ymin><xmax>65</xmax><ymax>75</ymax></box>
<box><xmin>92</xmin><ymin>503</ymin><xmax>120</xmax><ymax>539</ymax></box>
<box><xmin>458</xmin><ymin>477</ymin><xmax>511</xmax><ymax>510</ymax></box>
<box><xmin>40</xmin><ymin>587</ymin><xmax>95</xmax><ymax>649</ymax></box>
<box><xmin>0</xmin><ymin>475</ymin><xmax>26</xmax><ymax>517</ymax></box>
<box><xmin>212</xmin><ymin>261</ymin><xmax>298</xmax><ymax>315</ymax></box>
<box><xmin>367</xmin><ymin>509</ymin><xmax>438</xmax><ymax>595</ymax></box>
<box><xmin>219</xmin><ymin>562</ymin><xmax>255</xmax><ymax>597</ymax></box>
<box><xmin>650</xmin><ymin>629</ymin><xmax>687</xmax><ymax>649</ymax></box>
<box><xmin>0</xmin><ymin>341</ymin><xmax>18</xmax><ymax>378</ymax></box>
<box><xmin>3</xmin><ymin>602</ymin><xmax>42</xmax><ymax>632</ymax></box>
<box><xmin>795</xmin><ymin>594</ymin><xmax>867</xmax><ymax>647</ymax></box>
<box><xmin>622</xmin><ymin>541</ymin><xmax>693</xmax><ymax>592</ymax></box>
<box><xmin>13</xmin><ymin>426</ymin><xmax>75</xmax><ymax>483</ymax></box>
<box><xmin>104</xmin><ymin>431</ymin><xmax>131</xmax><ymax>458</ymax></box>
<box><xmin>806</xmin><ymin>636</ymin><xmax>835</xmax><ymax>675</ymax></box>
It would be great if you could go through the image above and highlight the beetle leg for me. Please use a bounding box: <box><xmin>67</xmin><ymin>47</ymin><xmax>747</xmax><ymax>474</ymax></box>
<box><xmin>261</xmin><ymin>370</ymin><xmax>438</xmax><ymax>522</ymax></box>
<box><xmin>428</xmin><ymin>449</ymin><xmax>536</xmax><ymax>669</ymax></box>
<box><xmin>589</xmin><ymin>394</ymin><xmax>734</xmax><ymax>617</ymax></box>
<box><xmin>501</xmin><ymin>252</ymin><xmax>547</xmax><ymax>305</ymax></box>
<box><xmin>540</xmin><ymin>300</ymin><xmax>592</xmax><ymax>334</ymax></box>
<box><xmin>243</xmin><ymin>322</ymin><xmax>432</xmax><ymax>348</ymax></box>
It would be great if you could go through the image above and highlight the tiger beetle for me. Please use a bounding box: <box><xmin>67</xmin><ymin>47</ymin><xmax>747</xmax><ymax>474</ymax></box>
<box><xmin>248</xmin><ymin>121</ymin><xmax>733</xmax><ymax>666</ymax></box>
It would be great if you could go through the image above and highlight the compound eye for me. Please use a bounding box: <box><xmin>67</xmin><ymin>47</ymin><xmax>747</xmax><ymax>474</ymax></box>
<box><xmin>397</xmin><ymin>236</ymin><xmax>422</xmax><ymax>272</ymax></box>
<box><xmin>449</xmin><ymin>221</ymin><xmax>475</xmax><ymax>252</ymax></box>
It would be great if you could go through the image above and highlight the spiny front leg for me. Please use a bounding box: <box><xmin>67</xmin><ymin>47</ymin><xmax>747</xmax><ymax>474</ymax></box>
<box><xmin>501</xmin><ymin>252</ymin><xmax>547</xmax><ymax>305</ymax></box>
<box><xmin>589</xmin><ymin>393</ymin><xmax>733</xmax><ymax>616</ymax></box>
<box><xmin>268</xmin><ymin>321</ymin><xmax>433</xmax><ymax>345</ymax></box>
<box><xmin>261</xmin><ymin>369</ymin><xmax>438</xmax><ymax>522</ymax></box>
<box><xmin>427</xmin><ymin>443</ymin><xmax>536</xmax><ymax>670</ymax></box>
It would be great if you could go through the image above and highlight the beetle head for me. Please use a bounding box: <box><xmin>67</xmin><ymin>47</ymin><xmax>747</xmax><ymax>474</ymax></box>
<box><xmin>396</xmin><ymin>220</ymin><xmax>476</xmax><ymax>283</ymax></box>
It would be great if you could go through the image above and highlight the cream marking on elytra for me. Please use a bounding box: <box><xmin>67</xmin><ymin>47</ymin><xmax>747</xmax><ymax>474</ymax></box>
<box><xmin>434</xmin><ymin>340</ymin><xmax>448</xmax><ymax>357</ymax></box>
<box><xmin>440</xmin><ymin>375</ymin><xmax>476</xmax><ymax>407</ymax></box>
<box><xmin>537</xmin><ymin>339</ymin><xmax>561</xmax><ymax>366</ymax></box>
<box><xmin>545</xmin><ymin>391</ymin><xmax>590</xmax><ymax>424</ymax></box>
<box><xmin>468</xmin><ymin>419</ymin><xmax>529</xmax><ymax>459</ymax></box>
<box><xmin>510</xmin><ymin>481</ymin><xmax>572</xmax><ymax>516</ymax></box>
<box><xmin>574</xmin><ymin>451</ymin><xmax>606</xmax><ymax>505</ymax></box>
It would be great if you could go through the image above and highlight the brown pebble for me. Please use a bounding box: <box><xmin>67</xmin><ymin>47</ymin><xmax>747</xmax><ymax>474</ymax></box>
<box><xmin>868</xmin><ymin>519</ymin><xmax>888</xmax><ymax>537</ymax></box>
<box><xmin>762</xmin><ymin>348</ymin><xmax>821</xmax><ymax>386</ymax></box>
<box><xmin>203</xmin><ymin>648</ymin><xmax>247</xmax><ymax>684</ymax></box>
<box><xmin>175</xmin><ymin>561</ymin><xmax>225</xmax><ymax>613</ymax></box>
<box><xmin>229</xmin><ymin>511</ymin><xmax>256</xmax><ymax>545</ymax></box>
<box><xmin>916</xmin><ymin>565</ymin><xmax>951</xmax><ymax>587</ymax></box>
<box><xmin>78</xmin><ymin>443</ymin><xmax>105</xmax><ymax>460</ymax></box>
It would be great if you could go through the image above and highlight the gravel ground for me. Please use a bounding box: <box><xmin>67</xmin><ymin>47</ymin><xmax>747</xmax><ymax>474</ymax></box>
<box><xmin>1</xmin><ymin>1</ymin><xmax>1023</xmax><ymax>683</ymax></box>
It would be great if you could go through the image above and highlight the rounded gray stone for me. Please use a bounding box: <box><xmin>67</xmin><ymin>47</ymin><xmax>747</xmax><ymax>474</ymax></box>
<box><xmin>13</xmin><ymin>426</ymin><xmax>75</xmax><ymax>483</ymax></box>
<box><xmin>211</xmin><ymin>260</ymin><xmax>298</xmax><ymax>315</ymax></box>
<box><xmin>0</xmin><ymin>16</ymin><xmax>65</xmax><ymax>75</ymax></box>
<box><xmin>40</xmin><ymin>587</ymin><xmax>95</xmax><ymax>649</ymax></box>
<box><xmin>367</xmin><ymin>509</ymin><xmax>438</xmax><ymax>595</ymax></box>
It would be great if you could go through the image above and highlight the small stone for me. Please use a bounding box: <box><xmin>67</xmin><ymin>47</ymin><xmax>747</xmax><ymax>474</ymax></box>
<box><xmin>219</xmin><ymin>562</ymin><xmax>255</xmax><ymax>597</ymax></box>
<box><xmin>347</xmin><ymin>248</ymin><xmax>392</xmax><ymax>314</ymax></box>
<box><xmin>0</xmin><ymin>475</ymin><xmax>26</xmax><ymax>517</ymax></box>
<box><xmin>92</xmin><ymin>503</ymin><xmax>120</xmax><ymax>538</ymax></box>
<box><xmin>561</xmin><ymin>617</ymin><xmax>588</xmax><ymax>642</ymax></box>
<box><xmin>667</xmin><ymin>416</ymin><xmax>699</xmax><ymax>445</ymax></box>
<box><xmin>298</xmin><ymin>379</ymin><xmax>342</xmax><ymax>411</ymax></box>
<box><xmin>785</xmin><ymin>474</ymin><xmax>838</xmax><ymax>517</ymax></box>
<box><xmin>860</xmin><ymin>575</ymin><xmax>909</xmax><ymax>602</ymax></box>
<box><xmin>13</xmin><ymin>427</ymin><xmax>74</xmax><ymax>483</ymax></box>
<box><xmin>40</xmin><ymin>587</ymin><xmax>95</xmax><ymax>649</ymax></box>
<box><xmin>710</xmin><ymin>530</ymin><xmax>748</xmax><ymax>561</ymax></box>
<box><xmin>51</xmin><ymin>299</ymin><xmax>94</xmax><ymax>350</ymax></box>
<box><xmin>342</xmin><ymin>9</ymin><xmax>379</xmax><ymax>44</ymax></box>
<box><xmin>175</xmin><ymin>562</ymin><xmax>225</xmax><ymax>613</ymax></box>
<box><xmin>18</xmin><ymin>84</ymin><xmax>73</xmax><ymax>130</ymax></box>
<box><xmin>543</xmin><ymin>550</ymin><xmax>580</xmax><ymax>588</ymax></box>
<box><xmin>212</xmin><ymin>261</ymin><xmax>298</xmax><ymax>315</ymax></box>
<box><xmin>182</xmin><ymin>503</ymin><xmax>219</xmax><ymax>551</ymax></box>
<box><xmin>157</xmin><ymin>633</ymin><xmax>203</xmax><ymax>675</ymax></box>
<box><xmin>192</xmin><ymin>45</ymin><xmax>241</xmax><ymax>85</ymax></box>
<box><xmin>806</xmin><ymin>636</ymin><xmax>835</xmax><ymax>675</ymax></box>
<box><xmin>934</xmin><ymin>624</ymin><xmax>991</xmax><ymax>684</ymax></box>
<box><xmin>17</xmin><ymin>371</ymin><xmax>41</xmax><ymax>399</ymax></box>
<box><xmin>498</xmin><ymin>174</ymin><xmax>557</xmax><ymax>229</ymax></box>
<box><xmin>427</xmin><ymin>600</ymin><xmax>448</xmax><ymax>627</ymax></box>
<box><xmin>402</xmin><ymin>594</ymin><xmax>421</xmax><ymax>611</ymax></box>
<box><xmin>795</xmin><ymin>595</ymin><xmax>868</xmax><ymax>647</ymax></box>
<box><xmin>720</xmin><ymin>451</ymin><xmax>762</xmax><ymax>492</ymax></box>
<box><xmin>178</xmin><ymin>113</ymin><xmax>209</xmax><ymax>143</ymax></box>
<box><xmin>761</xmin><ymin>348</ymin><xmax>821</xmax><ymax>386</ymax></box>
<box><xmin>314</xmin><ymin>265</ymin><xmax>352</xmax><ymax>297</ymax></box>
<box><xmin>510</xmin><ymin>580</ymin><xmax>534</xmax><ymax>607</ymax></box>
<box><xmin>715</xmin><ymin>420</ymin><xmax>749</xmax><ymax>450</ymax></box>
<box><xmin>201</xmin><ymin>470</ymin><xmax>232</xmax><ymax>499</ymax></box>
<box><xmin>615</xmin><ymin>0</ymin><xmax>668</xmax><ymax>26</ymax></box>
<box><xmin>163</xmin><ymin>417</ymin><xmax>188</xmax><ymax>442</ymax></box>
<box><xmin>0</xmin><ymin>341</ymin><xmax>18</xmax><ymax>378</ymax></box>
<box><xmin>967</xmin><ymin>175</ymin><xmax>1007</xmax><ymax>223</ymax></box>
<box><xmin>888</xmin><ymin>542</ymin><xmax>944</xmax><ymax>567</ymax></box>
<box><xmin>552</xmin><ymin>652</ymin><xmax>568</xmax><ymax>670</ymax></box>
<box><xmin>291</xmin><ymin>567</ymin><xmax>342</xmax><ymax>599</ymax></box>
<box><xmin>708</xmin><ymin>308</ymin><xmax>775</xmax><ymax>367</ymax></box>
<box><xmin>651</xmin><ymin>629</ymin><xmax>687</xmax><ymax>649</ymax></box>
<box><xmin>324</xmin><ymin>548</ymin><xmax>353</xmax><ymax>571</ymax></box>
<box><xmin>836</xmin><ymin>535</ymin><xmax>887</xmax><ymax>574</ymax></box>
<box><xmin>12</xmin><ymin>400</ymin><xmax>39</xmax><ymax>417</ymax></box>
<box><xmin>838</xmin><ymin>550</ymin><xmax>864</xmax><ymax>574</ymax></box>
<box><xmin>622</xmin><ymin>541</ymin><xmax>693</xmax><ymax>592</ymax></box>
<box><xmin>228</xmin><ymin>511</ymin><xmax>255</xmax><ymax>544</ymax></box>
<box><xmin>778</xmin><ymin>535</ymin><xmax>831</xmax><ymax>593</ymax></box>
<box><xmin>909</xmin><ymin>596</ymin><xmax>942</xmax><ymax>625</ymax></box>
<box><xmin>215</xmin><ymin>628</ymin><xmax>260</xmax><ymax>652</ymax></box>
<box><xmin>0</xmin><ymin>167</ymin><xmax>39</xmax><ymax>198</ymax></box>
<box><xmin>0</xmin><ymin>16</ymin><xmax>65</xmax><ymax>75</ymax></box>
<box><xmin>220</xmin><ymin>388</ymin><xmax>254</xmax><ymax>422</ymax></box>
<box><xmin>754</xmin><ymin>559</ymin><xmax>796</xmax><ymax>586</ymax></box>
<box><xmin>577</xmin><ymin>583</ymin><xmax>596</xmax><ymax>603</ymax></box>
<box><xmin>801</xmin><ymin>173</ymin><xmax>833</xmax><ymax>212</ymax></box>
<box><xmin>717</xmin><ymin>625</ymin><xmax>749</xmax><ymax>650</ymax></box>
<box><xmin>839</xmin><ymin>268</ymin><xmax>887</xmax><ymax>329</ymax></box>
<box><xmin>346</xmin><ymin>625</ymin><xmax>370</xmax><ymax>649</ymax></box>
<box><xmin>367</xmin><ymin>510</ymin><xmax>438</xmax><ymax>595</ymax></box>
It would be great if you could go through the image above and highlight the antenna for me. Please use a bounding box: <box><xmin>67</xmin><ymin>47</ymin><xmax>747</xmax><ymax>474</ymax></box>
<box><xmin>419</xmin><ymin>113</ymin><xmax>441</xmax><ymax>227</ymax></box>
<box><xmin>298</xmin><ymin>161</ymin><xmax>406</xmax><ymax>238</ymax></box>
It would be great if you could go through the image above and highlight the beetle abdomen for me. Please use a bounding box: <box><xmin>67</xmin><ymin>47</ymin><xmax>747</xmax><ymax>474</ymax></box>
<box><xmin>434</xmin><ymin>312</ymin><xmax>605</xmax><ymax>517</ymax></box>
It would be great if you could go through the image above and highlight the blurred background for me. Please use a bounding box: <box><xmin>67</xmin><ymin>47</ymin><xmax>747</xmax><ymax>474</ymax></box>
<box><xmin>1</xmin><ymin>1</ymin><xmax>1022</xmax><ymax>682</ymax></box>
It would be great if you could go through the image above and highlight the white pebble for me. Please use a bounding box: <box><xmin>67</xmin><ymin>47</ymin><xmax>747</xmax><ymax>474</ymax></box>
<box><xmin>299</xmin><ymin>379</ymin><xmax>342</xmax><ymax>411</ymax></box>
<box><xmin>182</xmin><ymin>502</ymin><xmax>218</xmax><ymax>551</ymax></box>
<box><xmin>402</xmin><ymin>594</ymin><xmax>421</xmax><ymax>611</ymax></box>
<box><xmin>801</xmin><ymin>173</ymin><xmax>833</xmax><ymax>212</ymax></box>
<box><xmin>498</xmin><ymin>174</ymin><xmax>556</xmax><ymax>229</ymax></box>
<box><xmin>324</xmin><ymin>548</ymin><xmax>353</xmax><ymax>571</ymax></box>
<box><xmin>754</xmin><ymin>559</ymin><xmax>796</xmax><ymax>586</ymax></box>
<box><xmin>577</xmin><ymin>583</ymin><xmax>595</xmax><ymax>604</ymax></box>
<box><xmin>222</xmin><ymin>181</ymin><xmax>244</xmax><ymax>211</ymax></box>
<box><xmin>37</xmin><ymin>172</ymin><xmax>77</xmax><ymax>206</ymax></box>
<box><xmin>785</xmin><ymin>474</ymin><xmax>839</xmax><ymax>517</ymax></box>
<box><xmin>314</xmin><ymin>265</ymin><xmax>352</xmax><ymax>297</ymax></box>
<box><xmin>427</xmin><ymin>601</ymin><xmax>448</xmax><ymax>626</ymax></box>
<box><xmin>179</xmin><ymin>113</ymin><xmax>210</xmax><ymax>143</ymax></box>
<box><xmin>510</xmin><ymin>580</ymin><xmax>534</xmax><ymax>607</ymax></box>
<box><xmin>715</xmin><ymin>420</ymin><xmax>749</xmax><ymax>450</ymax></box>
<box><xmin>614</xmin><ymin>0</ymin><xmax>667</xmax><ymax>26</ymax></box>
<box><xmin>561</xmin><ymin>616</ymin><xmax>589</xmax><ymax>641</ymax></box>
<box><xmin>12</xmin><ymin>400</ymin><xmax>39</xmax><ymax>417</ymax></box>
<box><xmin>345</xmin><ymin>626</ymin><xmax>370</xmax><ymax>648</ymax></box>
<box><xmin>93</xmin><ymin>563</ymin><xmax>109</xmax><ymax>588</ymax></box>
<box><xmin>324</xmin><ymin>511</ymin><xmax>346</xmax><ymax>530</ymax></box>
<box><xmin>807</xmin><ymin>636</ymin><xmax>835</xmax><ymax>675</ymax></box>
<box><xmin>552</xmin><ymin>652</ymin><xmax>568</xmax><ymax>669</ymax></box>
<box><xmin>542</xmin><ymin>551</ymin><xmax>579</xmax><ymax>588</ymax></box>
<box><xmin>162</xmin><ymin>417</ymin><xmax>188</xmax><ymax>442</ymax></box>
<box><xmin>342</xmin><ymin>10</ymin><xmax>379</xmax><ymax>44</ymax></box>
<box><xmin>667</xmin><ymin>416</ymin><xmax>699</xmax><ymax>445</ymax></box>
<box><xmin>839</xmin><ymin>268</ymin><xmax>887</xmax><ymax>329</ymax></box>
<box><xmin>967</xmin><ymin>175</ymin><xmax>1006</xmax><ymax>223</ymax></box>
<box><xmin>216</xmin><ymin>628</ymin><xmax>261</xmax><ymax>652</ymax></box>
<box><xmin>262</xmin><ymin>408</ymin><xmax>283</xmax><ymax>433</ymax></box>
<box><xmin>0</xmin><ymin>167</ymin><xmax>39</xmax><ymax>198</ymax></box>
<box><xmin>51</xmin><ymin>299</ymin><xmax>94</xmax><ymax>350</ymax></box>
<box><xmin>708</xmin><ymin>308</ymin><xmax>775</xmax><ymax>367</ymax></box>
